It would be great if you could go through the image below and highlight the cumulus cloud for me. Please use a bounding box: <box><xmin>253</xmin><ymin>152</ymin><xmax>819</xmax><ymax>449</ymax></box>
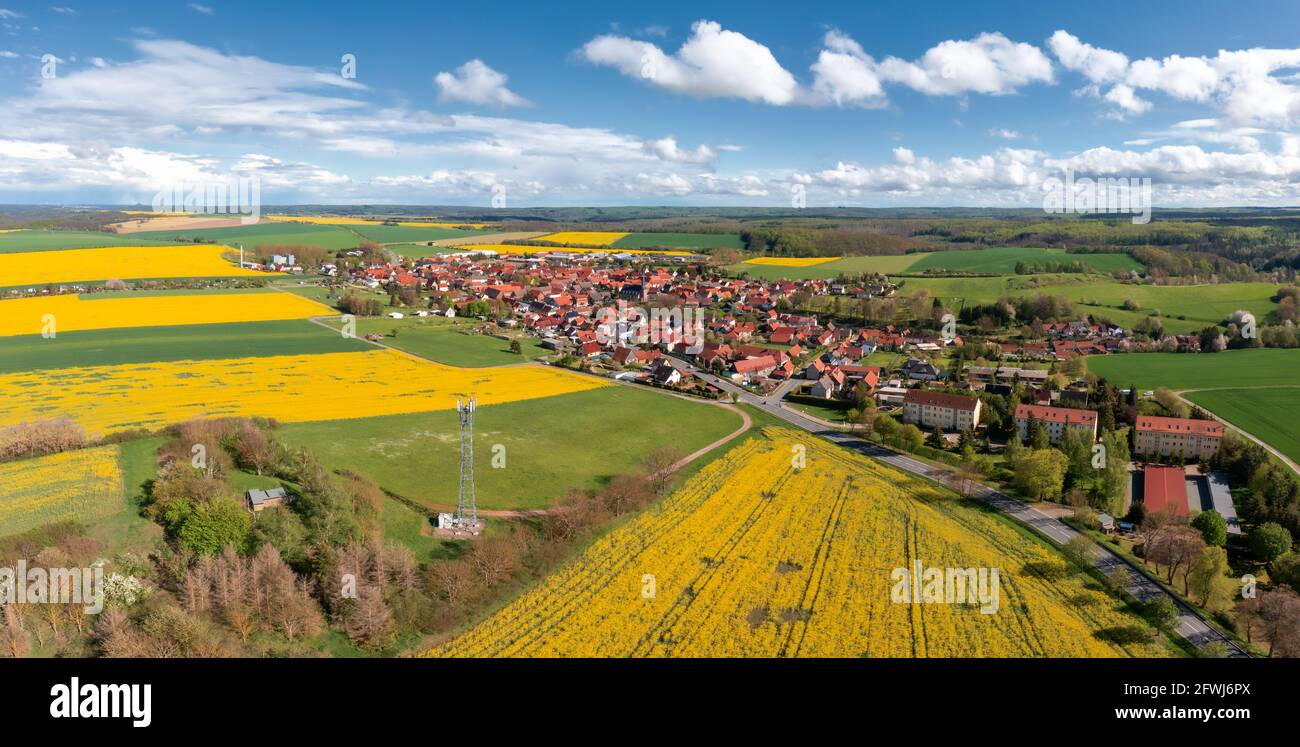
<box><xmin>1048</xmin><ymin>30</ymin><xmax>1128</xmax><ymax>83</ymax></box>
<box><xmin>874</xmin><ymin>32</ymin><xmax>1054</xmax><ymax>96</ymax></box>
<box><xmin>641</xmin><ymin>136</ymin><xmax>715</xmax><ymax>164</ymax></box>
<box><xmin>0</xmin><ymin>39</ymin><xmax>740</xmax><ymax>204</ymax></box>
<box><xmin>434</xmin><ymin>59</ymin><xmax>531</xmax><ymax>108</ymax></box>
<box><xmin>795</xmin><ymin>142</ymin><xmax>1300</xmax><ymax>206</ymax></box>
<box><xmin>582</xmin><ymin>23</ymin><xmax>1052</xmax><ymax>107</ymax></box>
<box><xmin>1049</xmin><ymin>29</ymin><xmax>1300</xmax><ymax>126</ymax></box>
<box><xmin>581</xmin><ymin>20</ymin><xmax>801</xmax><ymax>105</ymax></box>
<box><xmin>1103</xmin><ymin>83</ymin><xmax>1151</xmax><ymax>116</ymax></box>
<box><xmin>808</xmin><ymin>29</ymin><xmax>886</xmax><ymax>107</ymax></box>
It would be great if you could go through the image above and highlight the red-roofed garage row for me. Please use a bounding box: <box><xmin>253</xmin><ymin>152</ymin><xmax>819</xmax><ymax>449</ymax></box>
<box><xmin>1143</xmin><ymin>465</ymin><xmax>1191</xmax><ymax>517</ymax></box>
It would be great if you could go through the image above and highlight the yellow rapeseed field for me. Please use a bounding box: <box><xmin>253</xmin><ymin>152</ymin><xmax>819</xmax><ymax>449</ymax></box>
<box><xmin>0</xmin><ymin>445</ymin><xmax>124</xmax><ymax>536</ymax></box>
<box><xmin>0</xmin><ymin>349</ymin><xmax>606</xmax><ymax>436</ymax></box>
<box><xmin>0</xmin><ymin>245</ymin><xmax>275</xmax><ymax>287</ymax></box>
<box><xmin>431</xmin><ymin>428</ymin><xmax>1166</xmax><ymax>658</ymax></box>
<box><xmin>535</xmin><ymin>231</ymin><xmax>630</xmax><ymax>246</ymax></box>
<box><xmin>0</xmin><ymin>292</ymin><xmax>332</xmax><ymax>337</ymax></box>
<box><xmin>450</xmin><ymin>243</ymin><xmax>691</xmax><ymax>257</ymax></box>
<box><xmin>745</xmin><ymin>256</ymin><xmax>842</xmax><ymax>267</ymax></box>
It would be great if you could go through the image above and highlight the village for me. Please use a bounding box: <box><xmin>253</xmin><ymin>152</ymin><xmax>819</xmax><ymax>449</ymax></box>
<box><xmin>295</xmin><ymin>244</ymin><xmax>1246</xmax><ymax>543</ymax></box>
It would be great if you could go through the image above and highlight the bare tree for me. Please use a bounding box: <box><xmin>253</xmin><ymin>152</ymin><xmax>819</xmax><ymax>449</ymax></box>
<box><xmin>427</xmin><ymin>559</ymin><xmax>478</xmax><ymax>609</ymax></box>
<box><xmin>230</xmin><ymin>420</ymin><xmax>274</xmax><ymax>476</ymax></box>
<box><xmin>0</xmin><ymin>604</ymin><xmax>29</xmax><ymax>658</ymax></box>
<box><xmin>470</xmin><ymin>536</ymin><xmax>521</xmax><ymax>588</ymax></box>
<box><xmin>643</xmin><ymin>446</ymin><xmax>685</xmax><ymax>497</ymax></box>
<box><xmin>1259</xmin><ymin>586</ymin><xmax>1300</xmax><ymax>657</ymax></box>
<box><xmin>1147</xmin><ymin>525</ymin><xmax>1205</xmax><ymax>586</ymax></box>
<box><xmin>1236</xmin><ymin>594</ymin><xmax>1263</xmax><ymax>644</ymax></box>
<box><xmin>342</xmin><ymin>587</ymin><xmax>393</xmax><ymax>650</ymax></box>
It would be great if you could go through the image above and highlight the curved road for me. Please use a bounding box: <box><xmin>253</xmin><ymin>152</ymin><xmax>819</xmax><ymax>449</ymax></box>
<box><xmin>687</xmin><ymin>363</ymin><xmax>1248</xmax><ymax>657</ymax></box>
<box><xmin>292</xmin><ymin>292</ymin><xmax>1245</xmax><ymax>655</ymax></box>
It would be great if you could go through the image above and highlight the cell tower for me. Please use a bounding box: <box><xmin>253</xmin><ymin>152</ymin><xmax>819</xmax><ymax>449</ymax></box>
<box><xmin>454</xmin><ymin>397</ymin><xmax>478</xmax><ymax>530</ymax></box>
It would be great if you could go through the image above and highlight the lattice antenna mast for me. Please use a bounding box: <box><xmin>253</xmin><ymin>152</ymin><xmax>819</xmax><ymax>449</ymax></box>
<box><xmin>455</xmin><ymin>398</ymin><xmax>477</xmax><ymax>528</ymax></box>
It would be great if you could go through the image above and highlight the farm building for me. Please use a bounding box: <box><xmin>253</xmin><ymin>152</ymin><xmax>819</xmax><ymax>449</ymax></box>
<box><xmin>246</xmin><ymin>487</ymin><xmax>289</xmax><ymax>513</ymax></box>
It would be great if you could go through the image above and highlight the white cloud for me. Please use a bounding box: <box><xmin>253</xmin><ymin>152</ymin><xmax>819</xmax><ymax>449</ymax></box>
<box><xmin>1047</xmin><ymin>30</ymin><xmax>1128</xmax><ymax>83</ymax></box>
<box><xmin>989</xmin><ymin>127</ymin><xmax>1021</xmax><ymax>140</ymax></box>
<box><xmin>434</xmin><ymin>59</ymin><xmax>531</xmax><ymax>108</ymax></box>
<box><xmin>0</xmin><ymin>9</ymin><xmax>24</xmax><ymax>19</ymax></box>
<box><xmin>187</xmin><ymin>3</ymin><xmax>213</xmax><ymax>15</ymax></box>
<box><xmin>1103</xmin><ymin>83</ymin><xmax>1151</xmax><ymax>115</ymax></box>
<box><xmin>51</xmin><ymin>6</ymin><xmax>77</xmax><ymax>15</ymax></box>
<box><xmin>1050</xmin><ymin>30</ymin><xmax>1300</xmax><ymax>126</ymax></box>
<box><xmin>0</xmin><ymin>50</ymin><xmax>17</xmax><ymax>59</ymax></box>
<box><xmin>808</xmin><ymin>29</ymin><xmax>886</xmax><ymax>107</ymax></box>
<box><xmin>806</xmin><ymin>147</ymin><xmax>1043</xmax><ymax>196</ymax></box>
<box><xmin>874</xmin><ymin>32</ymin><xmax>1054</xmax><ymax>96</ymax></box>
<box><xmin>794</xmin><ymin>142</ymin><xmax>1300</xmax><ymax>206</ymax></box>
<box><xmin>0</xmin><ymin>39</ymin><xmax>743</xmax><ymax>203</ymax></box>
<box><xmin>581</xmin><ymin>20</ymin><xmax>801</xmax><ymax>105</ymax></box>
<box><xmin>583</xmin><ymin>24</ymin><xmax>1052</xmax><ymax>107</ymax></box>
<box><xmin>892</xmin><ymin>146</ymin><xmax>915</xmax><ymax>164</ymax></box>
<box><xmin>642</xmin><ymin>136</ymin><xmax>715</xmax><ymax>164</ymax></box>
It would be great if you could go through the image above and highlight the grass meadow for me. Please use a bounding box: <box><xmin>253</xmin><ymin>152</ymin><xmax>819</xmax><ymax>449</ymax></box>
<box><xmin>1088</xmin><ymin>349</ymin><xmax>1300</xmax><ymax>462</ymax></box>
<box><xmin>275</xmin><ymin>385</ymin><xmax>744</xmax><ymax>510</ymax></box>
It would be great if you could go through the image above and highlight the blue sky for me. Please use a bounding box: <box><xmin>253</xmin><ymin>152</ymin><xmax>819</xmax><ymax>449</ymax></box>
<box><xmin>1</xmin><ymin>0</ymin><xmax>1299</xmax><ymax>206</ymax></box>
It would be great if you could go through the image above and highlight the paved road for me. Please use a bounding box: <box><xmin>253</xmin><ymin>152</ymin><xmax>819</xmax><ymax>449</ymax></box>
<box><xmin>687</xmin><ymin>364</ymin><xmax>1248</xmax><ymax>657</ymax></box>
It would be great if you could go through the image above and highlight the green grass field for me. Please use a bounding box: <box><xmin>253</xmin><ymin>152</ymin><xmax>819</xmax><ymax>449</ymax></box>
<box><xmin>130</xmin><ymin>221</ymin><xmax>362</xmax><ymax>250</ymax></box>
<box><xmin>610</xmin><ymin>232</ymin><xmax>743</xmax><ymax>250</ymax></box>
<box><xmin>93</xmin><ymin>438</ymin><xmax>166</xmax><ymax>556</ymax></box>
<box><xmin>897</xmin><ymin>275</ymin><xmax>1278</xmax><ymax>334</ymax></box>
<box><xmin>1184</xmin><ymin>388</ymin><xmax>1300</xmax><ymax>463</ymax></box>
<box><xmin>0</xmin><ymin>319</ymin><xmax>368</xmax><ymax>373</ymax></box>
<box><xmin>275</xmin><ymin>385</ymin><xmax>744</xmax><ymax>510</ymax></box>
<box><xmin>1087</xmin><ymin>349</ymin><xmax>1300</xmax><ymax>463</ymax></box>
<box><xmin>346</xmin><ymin>224</ymin><xmax>497</xmax><ymax>244</ymax></box>
<box><xmin>380</xmin><ymin>498</ymin><xmax>454</xmax><ymax>562</ymax></box>
<box><xmin>905</xmin><ymin>247</ymin><xmax>1143</xmax><ymax>274</ymax></box>
<box><xmin>0</xmin><ymin>230</ymin><xmax>176</xmax><ymax>253</ymax></box>
<box><xmin>273</xmin><ymin>282</ymin><xmax>351</xmax><ymax>307</ymax></box>
<box><xmin>1086</xmin><ymin>349</ymin><xmax>1300</xmax><ymax>391</ymax></box>
<box><xmin>319</xmin><ymin>315</ymin><xmax>549</xmax><ymax>367</ymax></box>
